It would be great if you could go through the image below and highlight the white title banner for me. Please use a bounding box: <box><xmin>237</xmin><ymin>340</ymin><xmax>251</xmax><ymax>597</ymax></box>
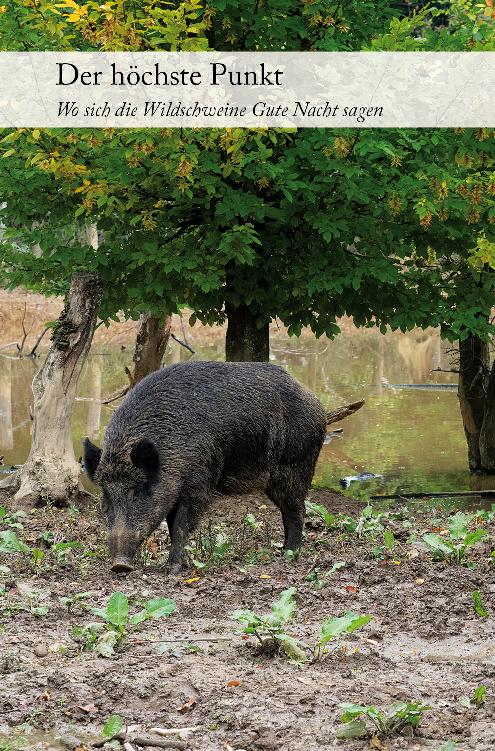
<box><xmin>0</xmin><ymin>52</ymin><xmax>492</xmax><ymax>128</ymax></box>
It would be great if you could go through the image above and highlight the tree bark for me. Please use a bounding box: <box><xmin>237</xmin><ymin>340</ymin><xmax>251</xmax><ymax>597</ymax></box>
<box><xmin>0</xmin><ymin>271</ymin><xmax>103</xmax><ymax>508</ymax></box>
<box><xmin>457</xmin><ymin>334</ymin><xmax>489</xmax><ymax>472</ymax></box>
<box><xmin>129</xmin><ymin>312</ymin><xmax>172</xmax><ymax>387</ymax></box>
<box><xmin>225</xmin><ymin>302</ymin><xmax>269</xmax><ymax>362</ymax></box>
<box><xmin>479</xmin><ymin>356</ymin><xmax>495</xmax><ymax>472</ymax></box>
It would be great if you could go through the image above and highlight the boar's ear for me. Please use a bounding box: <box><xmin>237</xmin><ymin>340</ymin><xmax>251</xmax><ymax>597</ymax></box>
<box><xmin>130</xmin><ymin>439</ymin><xmax>160</xmax><ymax>480</ymax></box>
<box><xmin>83</xmin><ymin>438</ymin><xmax>102</xmax><ymax>481</ymax></box>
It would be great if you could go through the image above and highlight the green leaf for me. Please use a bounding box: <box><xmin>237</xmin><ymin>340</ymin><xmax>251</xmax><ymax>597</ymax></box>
<box><xmin>335</xmin><ymin>719</ymin><xmax>367</xmax><ymax>739</ymax></box>
<box><xmin>472</xmin><ymin>591</ymin><xmax>489</xmax><ymax>618</ymax></box>
<box><xmin>383</xmin><ymin>529</ymin><xmax>395</xmax><ymax>550</ymax></box>
<box><xmin>422</xmin><ymin>533</ymin><xmax>453</xmax><ymax>557</ymax></box>
<box><xmin>339</xmin><ymin>703</ymin><xmax>371</xmax><ymax>723</ymax></box>
<box><xmin>305</xmin><ymin>501</ymin><xmax>334</xmax><ymax>528</ymax></box>
<box><xmin>106</xmin><ymin>592</ymin><xmax>129</xmax><ymax>627</ymax></box>
<box><xmin>319</xmin><ymin>612</ymin><xmax>371</xmax><ymax>644</ymax></box>
<box><xmin>448</xmin><ymin>512</ymin><xmax>470</xmax><ymax>539</ymax></box>
<box><xmin>144</xmin><ymin>597</ymin><xmax>177</xmax><ymax>619</ymax></box>
<box><xmin>0</xmin><ymin>530</ymin><xmax>30</xmax><ymax>554</ymax></box>
<box><xmin>96</xmin><ymin>630</ymin><xmax>120</xmax><ymax>658</ymax></box>
<box><xmin>473</xmin><ymin>684</ymin><xmax>487</xmax><ymax>707</ymax></box>
<box><xmin>102</xmin><ymin>714</ymin><xmax>123</xmax><ymax>739</ymax></box>
<box><xmin>267</xmin><ymin>588</ymin><xmax>297</xmax><ymax>627</ymax></box>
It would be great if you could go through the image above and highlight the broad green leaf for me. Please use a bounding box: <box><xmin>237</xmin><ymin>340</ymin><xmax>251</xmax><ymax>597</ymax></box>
<box><xmin>0</xmin><ymin>530</ymin><xmax>30</xmax><ymax>554</ymax></box>
<box><xmin>305</xmin><ymin>501</ymin><xmax>334</xmax><ymax>528</ymax></box>
<box><xmin>88</xmin><ymin>607</ymin><xmax>110</xmax><ymax>620</ymax></box>
<box><xmin>106</xmin><ymin>592</ymin><xmax>129</xmax><ymax>627</ymax></box>
<box><xmin>383</xmin><ymin>529</ymin><xmax>395</xmax><ymax>549</ymax></box>
<box><xmin>319</xmin><ymin>612</ymin><xmax>371</xmax><ymax>644</ymax></box>
<box><xmin>102</xmin><ymin>714</ymin><xmax>123</xmax><ymax>738</ymax></box>
<box><xmin>339</xmin><ymin>703</ymin><xmax>372</xmax><ymax>723</ymax></box>
<box><xmin>144</xmin><ymin>596</ymin><xmax>177</xmax><ymax>619</ymax></box>
<box><xmin>267</xmin><ymin>588</ymin><xmax>297</xmax><ymax>627</ymax></box>
<box><xmin>448</xmin><ymin>512</ymin><xmax>470</xmax><ymax>539</ymax></box>
<box><xmin>96</xmin><ymin>630</ymin><xmax>120</xmax><ymax>658</ymax></box>
<box><xmin>335</xmin><ymin>719</ymin><xmax>367</xmax><ymax>739</ymax></box>
<box><xmin>464</xmin><ymin>530</ymin><xmax>487</xmax><ymax>547</ymax></box>
<box><xmin>422</xmin><ymin>534</ymin><xmax>453</xmax><ymax>556</ymax></box>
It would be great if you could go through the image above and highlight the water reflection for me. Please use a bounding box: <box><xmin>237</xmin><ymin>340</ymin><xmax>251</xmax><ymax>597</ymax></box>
<box><xmin>0</xmin><ymin>325</ymin><xmax>491</xmax><ymax>497</ymax></box>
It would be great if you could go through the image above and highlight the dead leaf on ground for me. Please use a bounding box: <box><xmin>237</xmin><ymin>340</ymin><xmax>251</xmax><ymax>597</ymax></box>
<box><xmin>146</xmin><ymin>540</ymin><xmax>159</xmax><ymax>558</ymax></box>
<box><xmin>78</xmin><ymin>703</ymin><xmax>98</xmax><ymax>714</ymax></box>
<box><xmin>370</xmin><ymin>735</ymin><xmax>386</xmax><ymax>750</ymax></box>
<box><xmin>177</xmin><ymin>697</ymin><xmax>197</xmax><ymax>713</ymax></box>
<box><xmin>226</xmin><ymin>680</ymin><xmax>241</xmax><ymax>688</ymax></box>
<box><xmin>345</xmin><ymin>584</ymin><xmax>358</xmax><ymax>593</ymax></box>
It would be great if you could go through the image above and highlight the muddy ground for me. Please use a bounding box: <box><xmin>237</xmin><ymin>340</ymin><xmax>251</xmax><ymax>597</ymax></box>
<box><xmin>0</xmin><ymin>490</ymin><xmax>494</xmax><ymax>751</ymax></box>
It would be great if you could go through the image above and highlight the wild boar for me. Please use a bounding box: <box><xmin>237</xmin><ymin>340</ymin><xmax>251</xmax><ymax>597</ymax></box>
<box><xmin>83</xmin><ymin>360</ymin><xmax>363</xmax><ymax>573</ymax></box>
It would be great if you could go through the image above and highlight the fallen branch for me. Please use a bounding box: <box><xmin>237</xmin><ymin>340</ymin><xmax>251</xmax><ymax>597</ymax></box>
<box><xmin>326</xmin><ymin>400</ymin><xmax>364</xmax><ymax>425</ymax></box>
<box><xmin>131</xmin><ymin>736</ymin><xmax>186</xmax><ymax>750</ymax></box>
<box><xmin>130</xmin><ymin>636</ymin><xmax>232</xmax><ymax>644</ymax></box>
<box><xmin>370</xmin><ymin>490</ymin><xmax>495</xmax><ymax>501</ymax></box>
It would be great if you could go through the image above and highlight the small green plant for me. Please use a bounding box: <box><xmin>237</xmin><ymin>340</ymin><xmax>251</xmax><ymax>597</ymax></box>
<box><xmin>186</xmin><ymin>528</ymin><xmax>232</xmax><ymax>569</ymax></box>
<box><xmin>231</xmin><ymin>587</ymin><xmax>306</xmax><ymax>662</ymax></box>
<box><xmin>337</xmin><ymin>701</ymin><xmax>430</xmax><ymax>739</ymax></box>
<box><xmin>73</xmin><ymin>591</ymin><xmax>176</xmax><ymax>656</ymax></box>
<box><xmin>0</xmin><ymin>507</ymin><xmax>26</xmax><ymax>531</ymax></box>
<box><xmin>232</xmin><ymin>589</ymin><xmax>370</xmax><ymax>663</ymax></box>
<box><xmin>59</xmin><ymin>591</ymin><xmax>93</xmax><ymax>613</ymax></box>
<box><xmin>306</xmin><ymin>561</ymin><xmax>345</xmax><ymax>590</ymax></box>
<box><xmin>0</xmin><ymin>585</ymin><xmax>49</xmax><ymax>619</ymax></box>
<box><xmin>314</xmin><ymin>612</ymin><xmax>371</xmax><ymax>660</ymax></box>
<box><xmin>472</xmin><ymin>591</ymin><xmax>490</xmax><ymax>617</ymax></box>
<box><xmin>243</xmin><ymin>513</ymin><xmax>262</xmax><ymax>531</ymax></box>
<box><xmin>0</xmin><ymin>736</ymin><xmax>26</xmax><ymax>751</ymax></box>
<box><xmin>423</xmin><ymin>512</ymin><xmax>487</xmax><ymax>565</ymax></box>
<box><xmin>305</xmin><ymin>501</ymin><xmax>334</xmax><ymax>528</ymax></box>
<box><xmin>439</xmin><ymin>743</ymin><xmax>458</xmax><ymax>751</ymax></box>
<box><xmin>473</xmin><ymin>685</ymin><xmax>487</xmax><ymax>707</ymax></box>
<box><xmin>461</xmin><ymin>684</ymin><xmax>487</xmax><ymax>709</ymax></box>
<box><xmin>0</xmin><ymin>531</ymin><xmax>30</xmax><ymax>555</ymax></box>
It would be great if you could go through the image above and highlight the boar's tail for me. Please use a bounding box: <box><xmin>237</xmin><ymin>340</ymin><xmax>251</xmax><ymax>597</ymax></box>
<box><xmin>326</xmin><ymin>400</ymin><xmax>365</xmax><ymax>425</ymax></box>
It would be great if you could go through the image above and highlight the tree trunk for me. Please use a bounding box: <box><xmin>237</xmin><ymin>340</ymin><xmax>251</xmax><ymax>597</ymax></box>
<box><xmin>480</xmin><ymin>357</ymin><xmax>495</xmax><ymax>472</ymax></box>
<box><xmin>457</xmin><ymin>334</ymin><xmax>489</xmax><ymax>472</ymax></box>
<box><xmin>225</xmin><ymin>302</ymin><xmax>269</xmax><ymax>362</ymax></box>
<box><xmin>0</xmin><ymin>271</ymin><xmax>103</xmax><ymax>508</ymax></box>
<box><xmin>129</xmin><ymin>312</ymin><xmax>172</xmax><ymax>387</ymax></box>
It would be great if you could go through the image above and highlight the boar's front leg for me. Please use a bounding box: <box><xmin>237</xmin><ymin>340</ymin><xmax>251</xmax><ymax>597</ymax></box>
<box><xmin>167</xmin><ymin>502</ymin><xmax>199</xmax><ymax>575</ymax></box>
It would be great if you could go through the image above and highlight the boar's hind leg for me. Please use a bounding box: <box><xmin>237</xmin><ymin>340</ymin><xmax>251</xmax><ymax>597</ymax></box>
<box><xmin>266</xmin><ymin>466</ymin><xmax>307</xmax><ymax>551</ymax></box>
<box><xmin>167</xmin><ymin>503</ymin><xmax>199</xmax><ymax>575</ymax></box>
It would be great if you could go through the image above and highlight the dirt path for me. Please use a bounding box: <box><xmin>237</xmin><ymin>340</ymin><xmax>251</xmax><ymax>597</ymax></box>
<box><xmin>0</xmin><ymin>491</ymin><xmax>494</xmax><ymax>751</ymax></box>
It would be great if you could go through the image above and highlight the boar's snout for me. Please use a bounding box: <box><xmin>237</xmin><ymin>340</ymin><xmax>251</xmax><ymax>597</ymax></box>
<box><xmin>111</xmin><ymin>556</ymin><xmax>134</xmax><ymax>573</ymax></box>
<box><xmin>108</xmin><ymin>514</ymin><xmax>141</xmax><ymax>573</ymax></box>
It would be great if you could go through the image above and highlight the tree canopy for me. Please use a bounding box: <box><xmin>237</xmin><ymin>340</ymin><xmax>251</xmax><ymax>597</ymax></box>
<box><xmin>0</xmin><ymin>1</ymin><xmax>494</xmax><ymax>346</ymax></box>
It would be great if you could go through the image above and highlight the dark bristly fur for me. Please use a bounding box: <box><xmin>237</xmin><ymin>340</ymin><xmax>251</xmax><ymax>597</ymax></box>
<box><xmin>83</xmin><ymin>361</ymin><xmax>334</xmax><ymax>573</ymax></box>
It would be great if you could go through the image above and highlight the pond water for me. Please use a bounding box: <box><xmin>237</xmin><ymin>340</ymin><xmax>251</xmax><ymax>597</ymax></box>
<box><xmin>0</xmin><ymin>324</ymin><xmax>493</xmax><ymax>500</ymax></box>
